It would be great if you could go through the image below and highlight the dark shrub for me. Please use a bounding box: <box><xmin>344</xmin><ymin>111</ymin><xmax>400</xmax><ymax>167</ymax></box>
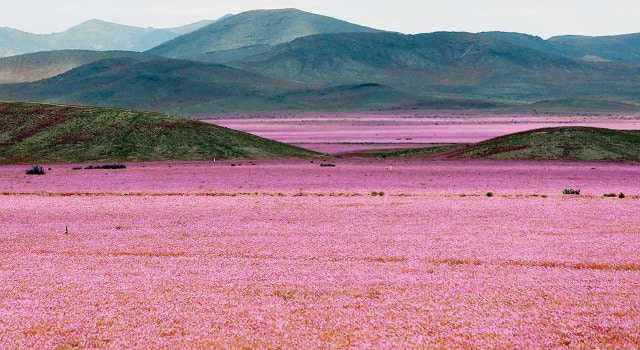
<box><xmin>84</xmin><ymin>164</ymin><xmax>126</xmax><ymax>170</ymax></box>
<box><xmin>563</xmin><ymin>188</ymin><xmax>580</xmax><ymax>195</ymax></box>
<box><xmin>25</xmin><ymin>166</ymin><xmax>45</xmax><ymax>175</ymax></box>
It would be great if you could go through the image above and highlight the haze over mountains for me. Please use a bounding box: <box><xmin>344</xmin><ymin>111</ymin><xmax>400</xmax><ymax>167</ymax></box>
<box><xmin>1</xmin><ymin>8</ymin><xmax>639</xmax><ymax>113</ymax></box>
<box><xmin>0</xmin><ymin>18</ymin><xmax>216</xmax><ymax>57</ymax></box>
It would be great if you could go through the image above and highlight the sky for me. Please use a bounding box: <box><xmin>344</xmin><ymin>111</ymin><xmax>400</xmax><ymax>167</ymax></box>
<box><xmin>2</xmin><ymin>0</ymin><xmax>639</xmax><ymax>39</ymax></box>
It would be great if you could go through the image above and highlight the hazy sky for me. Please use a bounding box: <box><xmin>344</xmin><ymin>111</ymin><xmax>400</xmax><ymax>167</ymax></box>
<box><xmin>3</xmin><ymin>0</ymin><xmax>639</xmax><ymax>38</ymax></box>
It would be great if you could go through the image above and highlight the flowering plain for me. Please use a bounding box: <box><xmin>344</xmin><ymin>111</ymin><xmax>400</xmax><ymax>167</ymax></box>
<box><xmin>204</xmin><ymin>112</ymin><xmax>640</xmax><ymax>154</ymax></box>
<box><xmin>1</xmin><ymin>159</ymin><xmax>640</xmax><ymax>348</ymax></box>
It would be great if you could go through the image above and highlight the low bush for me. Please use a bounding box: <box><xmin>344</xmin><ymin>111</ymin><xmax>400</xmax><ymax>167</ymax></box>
<box><xmin>85</xmin><ymin>164</ymin><xmax>126</xmax><ymax>170</ymax></box>
<box><xmin>25</xmin><ymin>166</ymin><xmax>45</xmax><ymax>175</ymax></box>
<box><xmin>320</xmin><ymin>163</ymin><xmax>336</xmax><ymax>167</ymax></box>
<box><xmin>371</xmin><ymin>191</ymin><xmax>385</xmax><ymax>196</ymax></box>
<box><xmin>603</xmin><ymin>192</ymin><xmax>625</xmax><ymax>198</ymax></box>
<box><xmin>72</xmin><ymin>164</ymin><xmax>126</xmax><ymax>170</ymax></box>
<box><xmin>563</xmin><ymin>188</ymin><xmax>580</xmax><ymax>195</ymax></box>
<box><xmin>486</xmin><ymin>192</ymin><xmax>494</xmax><ymax>197</ymax></box>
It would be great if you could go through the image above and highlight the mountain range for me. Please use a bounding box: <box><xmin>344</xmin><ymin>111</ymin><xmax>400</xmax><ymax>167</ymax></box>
<box><xmin>0</xmin><ymin>8</ymin><xmax>639</xmax><ymax>113</ymax></box>
<box><xmin>0</xmin><ymin>18</ymin><xmax>216</xmax><ymax>57</ymax></box>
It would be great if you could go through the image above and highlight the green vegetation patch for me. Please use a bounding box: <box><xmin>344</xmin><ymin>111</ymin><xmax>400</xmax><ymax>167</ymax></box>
<box><xmin>361</xmin><ymin>145</ymin><xmax>464</xmax><ymax>158</ymax></box>
<box><xmin>0</xmin><ymin>101</ymin><xmax>319</xmax><ymax>164</ymax></box>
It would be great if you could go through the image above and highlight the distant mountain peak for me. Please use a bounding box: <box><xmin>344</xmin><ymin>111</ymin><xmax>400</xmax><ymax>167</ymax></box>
<box><xmin>0</xmin><ymin>19</ymin><xmax>215</xmax><ymax>57</ymax></box>
<box><xmin>79</xmin><ymin>18</ymin><xmax>111</xmax><ymax>25</ymax></box>
<box><xmin>147</xmin><ymin>8</ymin><xmax>381</xmax><ymax>62</ymax></box>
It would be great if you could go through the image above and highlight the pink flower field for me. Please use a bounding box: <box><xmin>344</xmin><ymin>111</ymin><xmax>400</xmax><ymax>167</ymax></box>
<box><xmin>204</xmin><ymin>112</ymin><xmax>640</xmax><ymax>154</ymax></box>
<box><xmin>1</xmin><ymin>159</ymin><xmax>639</xmax><ymax>348</ymax></box>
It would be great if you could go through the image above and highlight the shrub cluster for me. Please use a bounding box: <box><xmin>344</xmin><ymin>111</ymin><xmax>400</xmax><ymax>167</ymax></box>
<box><xmin>72</xmin><ymin>164</ymin><xmax>126</xmax><ymax>170</ymax></box>
<box><xmin>320</xmin><ymin>163</ymin><xmax>336</xmax><ymax>167</ymax></box>
<box><xmin>25</xmin><ymin>165</ymin><xmax>45</xmax><ymax>175</ymax></box>
<box><xmin>563</xmin><ymin>188</ymin><xmax>580</xmax><ymax>195</ymax></box>
<box><xmin>605</xmin><ymin>192</ymin><xmax>626</xmax><ymax>198</ymax></box>
<box><xmin>371</xmin><ymin>191</ymin><xmax>385</xmax><ymax>196</ymax></box>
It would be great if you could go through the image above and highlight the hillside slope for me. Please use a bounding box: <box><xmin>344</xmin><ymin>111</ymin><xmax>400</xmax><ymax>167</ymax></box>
<box><xmin>364</xmin><ymin>127</ymin><xmax>640</xmax><ymax>162</ymax></box>
<box><xmin>0</xmin><ymin>101</ymin><xmax>318</xmax><ymax>164</ymax></box>
<box><xmin>0</xmin><ymin>50</ymin><xmax>157</xmax><ymax>83</ymax></box>
<box><xmin>235</xmin><ymin>31</ymin><xmax>579</xmax><ymax>82</ymax></box>
<box><xmin>549</xmin><ymin>33</ymin><xmax>640</xmax><ymax>63</ymax></box>
<box><xmin>479</xmin><ymin>32</ymin><xmax>582</xmax><ymax>59</ymax></box>
<box><xmin>147</xmin><ymin>8</ymin><xmax>381</xmax><ymax>63</ymax></box>
<box><xmin>480</xmin><ymin>31</ymin><xmax>640</xmax><ymax>63</ymax></box>
<box><xmin>0</xmin><ymin>57</ymin><xmax>304</xmax><ymax>113</ymax></box>
<box><xmin>450</xmin><ymin>127</ymin><xmax>640</xmax><ymax>161</ymax></box>
<box><xmin>234</xmin><ymin>31</ymin><xmax>640</xmax><ymax>105</ymax></box>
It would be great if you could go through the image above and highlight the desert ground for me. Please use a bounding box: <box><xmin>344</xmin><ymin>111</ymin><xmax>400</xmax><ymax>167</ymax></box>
<box><xmin>1</xmin><ymin>113</ymin><xmax>640</xmax><ymax>348</ymax></box>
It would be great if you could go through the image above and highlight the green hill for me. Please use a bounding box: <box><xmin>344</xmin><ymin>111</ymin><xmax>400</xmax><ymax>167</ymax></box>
<box><xmin>147</xmin><ymin>8</ymin><xmax>381</xmax><ymax>63</ymax></box>
<box><xmin>0</xmin><ymin>57</ymin><xmax>304</xmax><ymax>113</ymax></box>
<box><xmin>233</xmin><ymin>31</ymin><xmax>640</xmax><ymax>107</ymax></box>
<box><xmin>449</xmin><ymin>127</ymin><xmax>640</xmax><ymax>161</ymax></box>
<box><xmin>480</xmin><ymin>32</ymin><xmax>640</xmax><ymax>63</ymax></box>
<box><xmin>0</xmin><ymin>101</ymin><xmax>318</xmax><ymax>164</ymax></box>
<box><xmin>548</xmin><ymin>33</ymin><xmax>640</xmax><ymax>63</ymax></box>
<box><xmin>0</xmin><ymin>50</ymin><xmax>157</xmax><ymax>84</ymax></box>
<box><xmin>364</xmin><ymin>127</ymin><xmax>640</xmax><ymax>161</ymax></box>
<box><xmin>235</xmin><ymin>31</ymin><xmax>580</xmax><ymax>84</ymax></box>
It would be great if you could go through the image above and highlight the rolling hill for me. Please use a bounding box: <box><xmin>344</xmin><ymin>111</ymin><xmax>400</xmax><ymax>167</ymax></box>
<box><xmin>232</xmin><ymin>31</ymin><xmax>640</xmax><ymax>106</ymax></box>
<box><xmin>0</xmin><ymin>101</ymin><xmax>318</xmax><ymax>164</ymax></box>
<box><xmin>363</xmin><ymin>127</ymin><xmax>640</xmax><ymax>162</ymax></box>
<box><xmin>0</xmin><ymin>56</ymin><xmax>307</xmax><ymax>113</ymax></box>
<box><xmin>548</xmin><ymin>33</ymin><xmax>640</xmax><ymax>63</ymax></box>
<box><xmin>480</xmin><ymin>31</ymin><xmax>640</xmax><ymax>63</ymax></box>
<box><xmin>0</xmin><ymin>19</ymin><xmax>215</xmax><ymax>58</ymax></box>
<box><xmin>0</xmin><ymin>50</ymin><xmax>157</xmax><ymax>84</ymax></box>
<box><xmin>450</xmin><ymin>127</ymin><xmax>640</xmax><ymax>161</ymax></box>
<box><xmin>147</xmin><ymin>8</ymin><xmax>381</xmax><ymax>63</ymax></box>
<box><xmin>234</xmin><ymin>31</ymin><xmax>580</xmax><ymax>84</ymax></box>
